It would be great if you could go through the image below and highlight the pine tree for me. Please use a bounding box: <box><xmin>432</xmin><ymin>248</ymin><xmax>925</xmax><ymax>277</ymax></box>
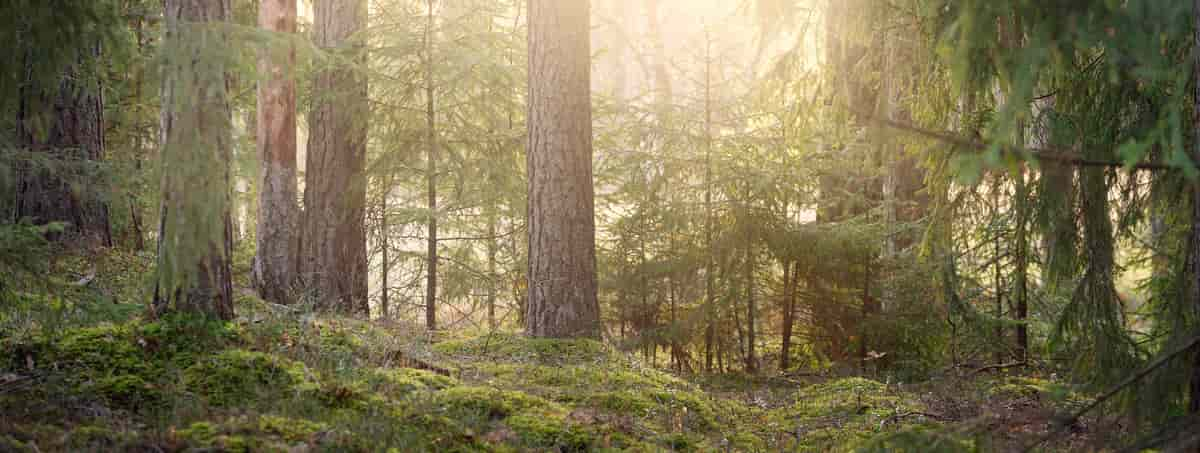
<box><xmin>153</xmin><ymin>0</ymin><xmax>235</xmax><ymax>320</ymax></box>
<box><xmin>253</xmin><ymin>0</ymin><xmax>299</xmax><ymax>306</ymax></box>
<box><xmin>525</xmin><ymin>0</ymin><xmax>601</xmax><ymax>338</ymax></box>
<box><xmin>303</xmin><ymin>0</ymin><xmax>368</xmax><ymax>315</ymax></box>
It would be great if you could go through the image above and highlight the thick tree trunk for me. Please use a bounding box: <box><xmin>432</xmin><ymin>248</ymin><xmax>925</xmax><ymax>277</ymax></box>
<box><xmin>525</xmin><ymin>0</ymin><xmax>601</xmax><ymax>338</ymax></box>
<box><xmin>303</xmin><ymin>0</ymin><xmax>368</xmax><ymax>315</ymax></box>
<box><xmin>153</xmin><ymin>0</ymin><xmax>235</xmax><ymax>320</ymax></box>
<box><xmin>15</xmin><ymin>49</ymin><xmax>112</xmax><ymax>246</ymax></box>
<box><xmin>253</xmin><ymin>0</ymin><xmax>299</xmax><ymax>306</ymax></box>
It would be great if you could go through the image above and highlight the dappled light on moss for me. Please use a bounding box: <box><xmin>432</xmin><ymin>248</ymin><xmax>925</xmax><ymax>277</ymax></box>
<box><xmin>183</xmin><ymin>349</ymin><xmax>316</xmax><ymax>406</ymax></box>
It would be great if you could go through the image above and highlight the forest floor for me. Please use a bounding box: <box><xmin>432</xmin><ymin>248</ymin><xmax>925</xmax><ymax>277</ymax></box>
<box><xmin>0</xmin><ymin>249</ymin><xmax>1113</xmax><ymax>452</ymax></box>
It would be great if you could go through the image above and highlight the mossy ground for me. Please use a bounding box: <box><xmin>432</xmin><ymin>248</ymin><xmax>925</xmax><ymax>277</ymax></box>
<box><xmin>0</xmin><ymin>250</ymin><xmax>1099</xmax><ymax>452</ymax></box>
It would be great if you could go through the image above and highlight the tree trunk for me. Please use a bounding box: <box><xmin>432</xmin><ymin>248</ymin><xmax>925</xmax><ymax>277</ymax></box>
<box><xmin>487</xmin><ymin>212</ymin><xmax>498</xmax><ymax>330</ymax></box>
<box><xmin>253</xmin><ymin>0</ymin><xmax>299</xmax><ymax>306</ymax></box>
<box><xmin>424</xmin><ymin>0</ymin><xmax>439</xmax><ymax>331</ymax></box>
<box><xmin>525</xmin><ymin>0</ymin><xmax>601</xmax><ymax>338</ymax></box>
<box><xmin>380</xmin><ymin>184</ymin><xmax>390</xmax><ymax>319</ymax></box>
<box><xmin>703</xmin><ymin>32</ymin><xmax>716</xmax><ymax>373</ymax></box>
<box><xmin>744</xmin><ymin>208</ymin><xmax>757</xmax><ymax>373</ymax></box>
<box><xmin>303</xmin><ymin>0</ymin><xmax>368</xmax><ymax>315</ymax></box>
<box><xmin>780</xmin><ymin>260</ymin><xmax>798</xmax><ymax>371</ymax></box>
<box><xmin>1014</xmin><ymin>165</ymin><xmax>1029</xmax><ymax>362</ymax></box>
<box><xmin>15</xmin><ymin>47</ymin><xmax>112</xmax><ymax>246</ymax></box>
<box><xmin>153</xmin><ymin>0</ymin><xmax>235</xmax><ymax>320</ymax></box>
<box><xmin>1189</xmin><ymin>0</ymin><xmax>1200</xmax><ymax>416</ymax></box>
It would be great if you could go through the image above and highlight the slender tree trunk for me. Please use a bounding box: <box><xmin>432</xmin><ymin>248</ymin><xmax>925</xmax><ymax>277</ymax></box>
<box><xmin>15</xmin><ymin>47</ymin><xmax>112</xmax><ymax>246</ymax></box>
<box><xmin>1014</xmin><ymin>163</ymin><xmax>1030</xmax><ymax>362</ymax></box>
<box><xmin>253</xmin><ymin>0</ymin><xmax>299</xmax><ymax>305</ymax></box>
<box><xmin>744</xmin><ymin>206</ymin><xmax>757</xmax><ymax>373</ymax></box>
<box><xmin>780</xmin><ymin>260</ymin><xmax>797</xmax><ymax>371</ymax></box>
<box><xmin>525</xmin><ymin>0</ymin><xmax>601</xmax><ymax>338</ymax></box>
<box><xmin>153</xmin><ymin>0</ymin><xmax>235</xmax><ymax>320</ymax></box>
<box><xmin>424</xmin><ymin>0</ymin><xmax>439</xmax><ymax>331</ymax></box>
<box><xmin>993</xmin><ymin>173</ymin><xmax>1006</xmax><ymax>365</ymax></box>
<box><xmin>702</xmin><ymin>32</ymin><xmax>716</xmax><ymax>372</ymax></box>
<box><xmin>380</xmin><ymin>187</ymin><xmax>390</xmax><ymax>319</ymax></box>
<box><xmin>303</xmin><ymin>0</ymin><xmax>368</xmax><ymax>315</ymax></box>
<box><xmin>1189</xmin><ymin>0</ymin><xmax>1200</xmax><ymax>416</ymax></box>
<box><xmin>487</xmin><ymin>212</ymin><xmax>498</xmax><ymax>330</ymax></box>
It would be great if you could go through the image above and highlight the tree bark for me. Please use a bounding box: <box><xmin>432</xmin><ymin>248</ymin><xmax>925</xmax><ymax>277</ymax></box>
<box><xmin>253</xmin><ymin>0</ymin><xmax>299</xmax><ymax>306</ymax></box>
<box><xmin>524</xmin><ymin>0</ymin><xmax>601</xmax><ymax>338</ymax></box>
<box><xmin>303</xmin><ymin>0</ymin><xmax>369</xmax><ymax>315</ymax></box>
<box><xmin>780</xmin><ymin>260</ymin><xmax>798</xmax><ymax>371</ymax></box>
<box><xmin>424</xmin><ymin>0</ymin><xmax>439</xmax><ymax>331</ymax></box>
<box><xmin>1189</xmin><ymin>0</ymin><xmax>1200</xmax><ymax>416</ymax></box>
<box><xmin>153</xmin><ymin>0</ymin><xmax>235</xmax><ymax>320</ymax></box>
<box><xmin>15</xmin><ymin>47</ymin><xmax>112</xmax><ymax>246</ymax></box>
<box><xmin>744</xmin><ymin>202</ymin><xmax>757</xmax><ymax>373</ymax></box>
<box><xmin>702</xmin><ymin>32</ymin><xmax>716</xmax><ymax>372</ymax></box>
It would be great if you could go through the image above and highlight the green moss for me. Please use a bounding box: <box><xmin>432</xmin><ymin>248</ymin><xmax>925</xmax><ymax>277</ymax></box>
<box><xmin>183</xmin><ymin>349</ymin><xmax>316</xmax><ymax>406</ymax></box>
<box><xmin>854</xmin><ymin>426</ymin><xmax>977</xmax><ymax>452</ymax></box>
<box><xmin>586</xmin><ymin>390</ymin><xmax>657</xmax><ymax>413</ymax></box>
<box><xmin>653</xmin><ymin>432</ymin><xmax>703</xmax><ymax>452</ymax></box>
<box><xmin>174</xmin><ymin>421</ymin><xmax>265</xmax><ymax>453</ymax></box>
<box><xmin>90</xmin><ymin>374</ymin><xmax>162</xmax><ymax>408</ymax></box>
<box><xmin>257</xmin><ymin>415</ymin><xmax>327</xmax><ymax>442</ymax></box>
<box><xmin>768</xmin><ymin>378</ymin><xmax>930</xmax><ymax>452</ymax></box>
<box><xmin>366</xmin><ymin>367</ymin><xmax>458</xmax><ymax>396</ymax></box>
<box><xmin>0</xmin><ymin>435</ymin><xmax>37</xmax><ymax>453</ymax></box>
<box><xmin>65</xmin><ymin>425</ymin><xmax>129</xmax><ymax>450</ymax></box>
<box><xmin>50</xmin><ymin>323</ymin><xmax>149</xmax><ymax>378</ymax></box>
<box><xmin>135</xmin><ymin>315</ymin><xmax>236</xmax><ymax>368</ymax></box>
<box><xmin>437</xmin><ymin>386</ymin><xmax>559</xmax><ymax>418</ymax></box>
<box><xmin>727</xmin><ymin>431</ymin><xmax>767</xmax><ymax>451</ymax></box>
<box><xmin>434</xmin><ymin>334</ymin><xmax>609</xmax><ymax>364</ymax></box>
<box><xmin>505</xmin><ymin>411</ymin><xmax>593</xmax><ymax>451</ymax></box>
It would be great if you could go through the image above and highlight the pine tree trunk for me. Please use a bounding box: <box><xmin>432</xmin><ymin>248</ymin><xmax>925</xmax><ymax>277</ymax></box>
<box><xmin>303</xmin><ymin>0</ymin><xmax>368</xmax><ymax>315</ymax></box>
<box><xmin>744</xmin><ymin>207</ymin><xmax>757</xmax><ymax>373</ymax></box>
<box><xmin>253</xmin><ymin>0</ymin><xmax>299</xmax><ymax>306</ymax></box>
<box><xmin>780</xmin><ymin>260</ymin><xmax>797</xmax><ymax>371</ymax></box>
<box><xmin>424</xmin><ymin>0</ymin><xmax>439</xmax><ymax>331</ymax></box>
<box><xmin>702</xmin><ymin>33</ymin><xmax>716</xmax><ymax>373</ymax></box>
<box><xmin>487</xmin><ymin>212</ymin><xmax>498</xmax><ymax>330</ymax></box>
<box><xmin>15</xmin><ymin>48</ymin><xmax>112</xmax><ymax>246</ymax></box>
<box><xmin>525</xmin><ymin>0</ymin><xmax>601</xmax><ymax>338</ymax></box>
<box><xmin>153</xmin><ymin>0</ymin><xmax>235</xmax><ymax>320</ymax></box>
<box><xmin>1189</xmin><ymin>0</ymin><xmax>1200</xmax><ymax>416</ymax></box>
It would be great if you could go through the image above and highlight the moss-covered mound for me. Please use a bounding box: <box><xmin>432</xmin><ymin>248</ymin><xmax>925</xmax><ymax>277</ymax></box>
<box><xmin>184</xmin><ymin>349</ymin><xmax>317</xmax><ymax>406</ymax></box>
<box><xmin>766</xmin><ymin>377</ymin><xmax>940</xmax><ymax>452</ymax></box>
<box><xmin>2</xmin><ymin>296</ymin><xmax>950</xmax><ymax>452</ymax></box>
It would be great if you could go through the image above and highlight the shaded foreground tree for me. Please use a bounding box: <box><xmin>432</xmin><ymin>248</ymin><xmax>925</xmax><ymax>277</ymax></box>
<box><xmin>253</xmin><ymin>0</ymin><xmax>300</xmax><ymax>306</ymax></box>
<box><xmin>525</xmin><ymin>0</ymin><xmax>601</xmax><ymax>338</ymax></box>
<box><xmin>303</xmin><ymin>0</ymin><xmax>368</xmax><ymax>315</ymax></box>
<box><xmin>14</xmin><ymin>51</ymin><xmax>112</xmax><ymax>247</ymax></box>
<box><xmin>152</xmin><ymin>0</ymin><xmax>235</xmax><ymax>320</ymax></box>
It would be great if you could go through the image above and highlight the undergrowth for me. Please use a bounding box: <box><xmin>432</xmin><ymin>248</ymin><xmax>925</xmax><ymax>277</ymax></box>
<box><xmin>0</xmin><ymin>248</ymin><xmax>1092</xmax><ymax>451</ymax></box>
